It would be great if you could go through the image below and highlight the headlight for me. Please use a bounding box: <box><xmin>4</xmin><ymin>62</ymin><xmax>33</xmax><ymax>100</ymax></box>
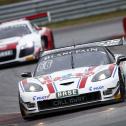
<box><xmin>20</xmin><ymin>42</ymin><xmax>34</xmax><ymax>50</ymax></box>
<box><xmin>23</xmin><ymin>83</ymin><xmax>43</xmax><ymax>92</ymax></box>
<box><xmin>92</xmin><ymin>69</ymin><xmax>112</xmax><ymax>82</ymax></box>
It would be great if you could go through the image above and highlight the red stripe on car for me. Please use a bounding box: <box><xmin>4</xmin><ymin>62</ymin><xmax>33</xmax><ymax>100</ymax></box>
<box><xmin>43</xmin><ymin>76</ymin><xmax>52</xmax><ymax>83</ymax></box>
<box><xmin>79</xmin><ymin>66</ymin><xmax>96</xmax><ymax>89</ymax></box>
<box><xmin>79</xmin><ymin>76</ymin><xmax>88</xmax><ymax>89</ymax></box>
<box><xmin>25</xmin><ymin>13</ymin><xmax>47</xmax><ymax>20</ymax></box>
<box><xmin>0</xmin><ymin>43</ymin><xmax>17</xmax><ymax>51</ymax></box>
<box><xmin>47</xmin><ymin>83</ymin><xmax>55</xmax><ymax>93</ymax></box>
<box><xmin>7</xmin><ymin>43</ymin><xmax>17</xmax><ymax>49</ymax></box>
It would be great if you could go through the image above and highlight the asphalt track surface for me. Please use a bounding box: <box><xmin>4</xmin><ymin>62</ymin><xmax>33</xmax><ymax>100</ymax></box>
<box><xmin>1</xmin><ymin>18</ymin><xmax>126</xmax><ymax>126</ymax></box>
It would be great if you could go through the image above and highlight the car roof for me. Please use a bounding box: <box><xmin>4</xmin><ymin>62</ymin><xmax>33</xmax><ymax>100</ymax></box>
<box><xmin>41</xmin><ymin>44</ymin><xmax>106</xmax><ymax>57</ymax></box>
<box><xmin>41</xmin><ymin>38</ymin><xmax>123</xmax><ymax>57</ymax></box>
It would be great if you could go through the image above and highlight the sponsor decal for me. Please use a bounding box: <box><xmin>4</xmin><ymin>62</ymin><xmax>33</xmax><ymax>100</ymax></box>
<box><xmin>89</xmin><ymin>86</ymin><xmax>104</xmax><ymax>91</ymax></box>
<box><xmin>33</xmin><ymin>94</ymin><xmax>50</xmax><ymax>101</ymax></box>
<box><xmin>53</xmin><ymin>95</ymin><xmax>86</xmax><ymax>107</ymax></box>
<box><xmin>56</xmin><ymin>89</ymin><xmax>78</xmax><ymax>98</ymax></box>
<box><xmin>95</xmin><ymin>39</ymin><xmax>122</xmax><ymax>46</ymax></box>
<box><xmin>43</xmin><ymin>48</ymin><xmax>98</xmax><ymax>60</ymax></box>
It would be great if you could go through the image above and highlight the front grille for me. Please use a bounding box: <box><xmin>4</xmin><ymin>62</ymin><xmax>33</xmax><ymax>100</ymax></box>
<box><xmin>0</xmin><ymin>49</ymin><xmax>16</xmax><ymax>62</ymax></box>
<box><xmin>38</xmin><ymin>91</ymin><xmax>101</xmax><ymax>110</ymax></box>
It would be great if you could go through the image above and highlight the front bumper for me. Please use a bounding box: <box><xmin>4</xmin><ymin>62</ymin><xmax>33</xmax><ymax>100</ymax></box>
<box><xmin>0</xmin><ymin>46</ymin><xmax>40</xmax><ymax>65</ymax></box>
<box><xmin>20</xmin><ymin>85</ymin><xmax>121</xmax><ymax>117</ymax></box>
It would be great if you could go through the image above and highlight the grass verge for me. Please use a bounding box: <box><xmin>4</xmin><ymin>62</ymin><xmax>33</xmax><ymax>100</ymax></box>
<box><xmin>0</xmin><ymin>0</ymin><xmax>29</xmax><ymax>5</ymax></box>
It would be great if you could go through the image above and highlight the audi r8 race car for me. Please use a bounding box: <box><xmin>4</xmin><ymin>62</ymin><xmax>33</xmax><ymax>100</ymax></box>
<box><xmin>18</xmin><ymin>40</ymin><xmax>126</xmax><ymax>119</ymax></box>
<box><xmin>0</xmin><ymin>19</ymin><xmax>54</xmax><ymax>65</ymax></box>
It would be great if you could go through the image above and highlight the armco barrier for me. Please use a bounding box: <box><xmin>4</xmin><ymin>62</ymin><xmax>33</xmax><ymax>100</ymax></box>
<box><xmin>0</xmin><ymin>0</ymin><xmax>126</xmax><ymax>25</ymax></box>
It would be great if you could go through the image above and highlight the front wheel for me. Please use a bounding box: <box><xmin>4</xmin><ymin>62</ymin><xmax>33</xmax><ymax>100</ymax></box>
<box><xmin>119</xmin><ymin>82</ymin><xmax>125</xmax><ymax>102</ymax></box>
<box><xmin>119</xmin><ymin>69</ymin><xmax>125</xmax><ymax>102</ymax></box>
<box><xmin>19</xmin><ymin>95</ymin><xmax>30</xmax><ymax>120</ymax></box>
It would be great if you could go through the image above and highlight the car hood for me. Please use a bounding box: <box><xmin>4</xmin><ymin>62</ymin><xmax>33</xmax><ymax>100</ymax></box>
<box><xmin>34</xmin><ymin>64</ymin><xmax>116</xmax><ymax>93</ymax></box>
<box><xmin>20</xmin><ymin>64</ymin><xmax>116</xmax><ymax>95</ymax></box>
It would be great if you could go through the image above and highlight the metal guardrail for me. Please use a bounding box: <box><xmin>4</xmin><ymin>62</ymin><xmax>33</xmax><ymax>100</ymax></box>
<box><xmin>0</xmin><ymin>0</ymin><xmax>126</xmax><ymax>25</ymax></box>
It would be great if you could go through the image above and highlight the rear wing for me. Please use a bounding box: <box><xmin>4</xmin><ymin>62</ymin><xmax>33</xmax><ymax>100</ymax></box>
<box><xmin>0</xmin><ymin>12</ymin><xmax>51</xmax><ymax>25</ymax></box>
<box><xmin>25</xmin><ymin>12</ymin><xmax>51</xmax><ymax>23</ymax></box>
<box><xmin>40</xmin><ymin>37</ymin><xmax>125</xmax><ymax>57</ymax></box>
<box><xmin>81</xmin><ymin>35</ymin><xmax>125</xmax><ymax>47</ymax></box>
<box><xmin>57</xmin><ymin>36</ymin><xmax>125</xmax><ymax>49</ymax></box>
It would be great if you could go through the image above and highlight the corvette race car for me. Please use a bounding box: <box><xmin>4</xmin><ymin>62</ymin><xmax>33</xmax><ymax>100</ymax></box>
<box><xmin>0</xmin><ymin>19</ymin><xmax>54</xmax><ymax>65</ymax></box>
<box><xmin>18</xmin><ymin>40</ymin><xmax>126</xmax><ymax>119</ymax></box>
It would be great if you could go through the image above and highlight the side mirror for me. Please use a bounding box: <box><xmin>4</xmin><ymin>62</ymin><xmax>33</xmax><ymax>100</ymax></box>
<box><xmin>21</xmin><ymin>72</ymin><xmax>32</xmax><ymax>78</ymax></box>
<box><xmin>33</xmin><ymin>23</ymin><xmax>41</xmax><ymax>31</ymax></box>
<box><xmin>116</xmin><ymin>55</ymin><xmax>126</xmax><ymax>65</ymax></box>
<box><xmin>34</xmin><ymin>26</ymin><xmax>41</xmax><ymax>31</ymax></box>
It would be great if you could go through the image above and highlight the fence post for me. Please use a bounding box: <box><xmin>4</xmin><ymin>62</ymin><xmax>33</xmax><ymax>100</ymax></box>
<box><xmin>47</xmin><ymin>11</ymin><xmax>51</xmax><ymax>23</ymax></box>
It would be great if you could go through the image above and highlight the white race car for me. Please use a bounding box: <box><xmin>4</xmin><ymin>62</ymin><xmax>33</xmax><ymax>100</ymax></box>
<box><xmin>18</xmin><ymin>42</ymin><xmax>126</xmax><ymax>119</ymax></box>
<box><xmin>0</xmin><ymin>19</ymin><xmax>54</xmax><ymax>65</ymax></box>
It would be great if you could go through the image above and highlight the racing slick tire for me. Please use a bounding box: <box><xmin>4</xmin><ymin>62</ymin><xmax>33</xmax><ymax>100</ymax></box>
<box><xmin>18</xmin><ymin>94</ymin><xmax>30</xmax><ymax>120</ymax></box>
<box><xmin>118</xmin><ymin>68</ymin><xmax>125</xmax><ymax>102</ymax></box>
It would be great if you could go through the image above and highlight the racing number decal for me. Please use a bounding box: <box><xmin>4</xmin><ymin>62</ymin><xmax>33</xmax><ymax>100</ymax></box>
<box><xmin>43</xmin><ymin>60</ymin><xmax>53</xmax><ymax>69</ymax></box>
<box><xmin>37</xmin><ymin>60</ymin><xmax>53</xmax><ymax>71</ymax></box>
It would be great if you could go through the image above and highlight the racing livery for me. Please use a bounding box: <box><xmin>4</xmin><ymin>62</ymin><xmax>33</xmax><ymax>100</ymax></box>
<box><xmin>0</xmin><ymin>19</ymin><xmax>54</xmax><ymax>65</ymax></box>
<box><xmin>18</xmin><ymin>43</ymin><xmax>126</xmax><ymax>119</ymax></box>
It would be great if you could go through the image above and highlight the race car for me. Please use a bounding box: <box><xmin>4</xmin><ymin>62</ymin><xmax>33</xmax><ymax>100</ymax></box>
<box><xmin>18</xmin><ymin>41</ymin><xmax>126</xmax><ymax>119</ymax></box>
<box><xmin>0</xmin><ymin>19</ymin><xmax>54</xmax><ymax>65</ymax></box>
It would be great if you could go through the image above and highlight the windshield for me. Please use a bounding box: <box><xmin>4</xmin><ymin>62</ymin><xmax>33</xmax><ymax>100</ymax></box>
<box><xmin>0</xmin><ymin>24</ymin><xmax>31</xmax><ymax>39</ymax></box>
<box><xmin>73</xmin><ymin>51</ymin><xmax>109</xmax><ymax>68</ymax></box>
<box><xmin>34</xmin><ymin>48</ymin><xmax>112</xmax><ymax>76</ymax></box>
<box><xmin>35</xmin><ymin>55</ymin><xmax>72</xmax><ymax>76</ymax></box>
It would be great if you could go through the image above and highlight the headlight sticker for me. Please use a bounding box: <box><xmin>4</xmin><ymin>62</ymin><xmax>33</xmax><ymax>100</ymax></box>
<box><xmin>22</xmin><ymin>82</ymin><xmax>43</xmax><ymax>92</ymax></box>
